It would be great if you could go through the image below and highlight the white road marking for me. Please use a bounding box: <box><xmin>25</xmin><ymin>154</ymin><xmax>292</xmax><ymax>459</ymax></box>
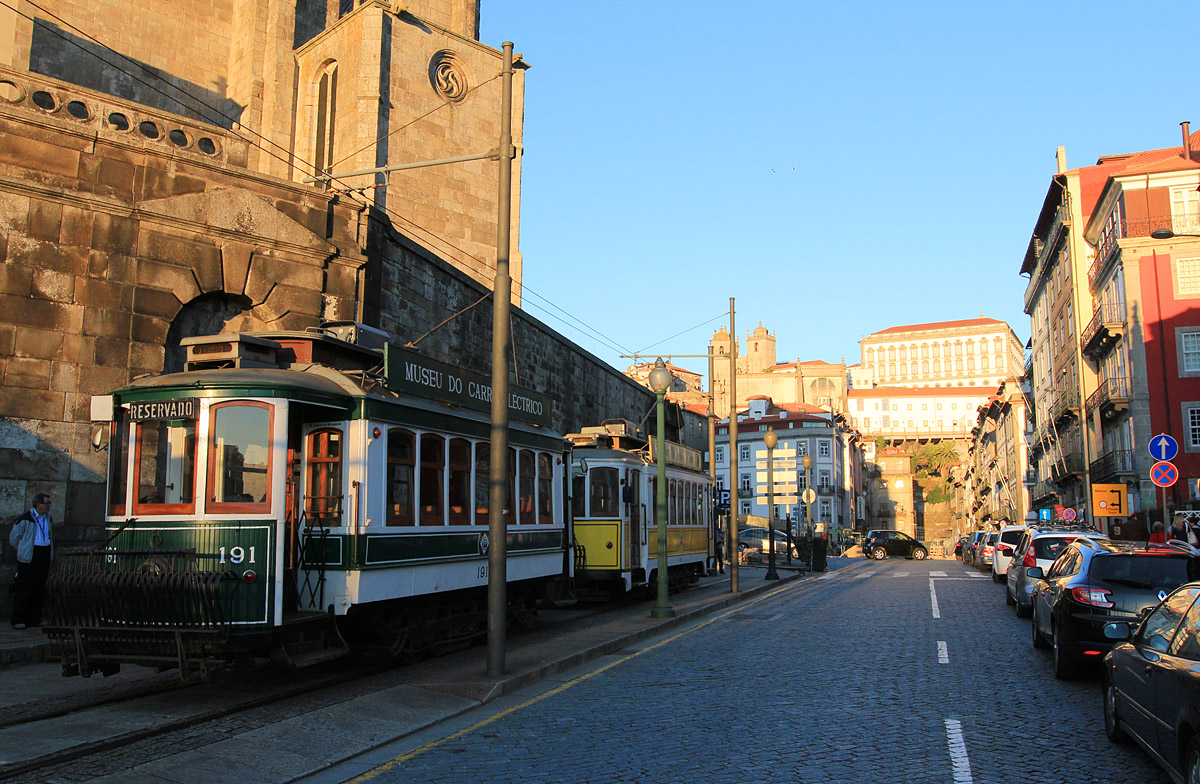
<box><xmin>893</xmin><ymin>572</ymin><xmax>910</xmax><ymax>578</ymax></box>
<box><xmin>937</xmin><ymin>640</ymin><xmax>949</xmax><ymax>664</ymax></box>
<box><xmin>930</xmin><ymin>570</ymin><xmax>947</xmax><ymax>577</ymax></box>
<box><xmin>930</xmin><ymin>579</ymin><xmax>941</xmax><ymax>619</ymax></box>
<box><xmin>945</xmin><ymin>719</ymin><xmax>974</xmax><ymax>783</ymax></box>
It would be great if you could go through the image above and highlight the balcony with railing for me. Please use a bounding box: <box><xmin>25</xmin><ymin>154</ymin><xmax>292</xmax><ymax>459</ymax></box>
<box><xmin>1051</xmin><ymin>389</ymin><xmax>1081</xmax><ymax>423</ymax></box>
<box><xmin>1049</xmin><ymin>452</ymin><xmax>1086</xmax><ymax>483</ymax></box>
<box><xmin>1031</xmin><ymin>480</ymin><xmax>1058</xmax><ymax>504</ymax></box>
<box><xmin>1085</xmin><ymin>375</ymin><xmax>1131</xmax><ymax>419</ymax></box>
<box><xmin>816</xmin><ymin>482</ymin><xmax>835</xmax><ymax>496</ymax></box>
<box><xmin>1081</xmin><ymin>302</ymin><xmax>1126</xmax><ymax>360</ymax></box>
<box><xmin>1089</xmin><ymin>449</ymin><xmax>1135</xmax><ymax>482</ymax></box>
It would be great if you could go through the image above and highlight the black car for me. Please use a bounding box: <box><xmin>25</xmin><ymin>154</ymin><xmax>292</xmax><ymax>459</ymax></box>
<box><xmin>862</xmin><ymin>530</ymin><xmax>928</xmax><ymax>561</ymax></box>
<box><xmin>1030</xmin><ymin>539</ymin><xmax>1200</xmax><ymax>679</ymax></box>
<box><xmin>1101</xmin><ymin>581</ymin><xmax>1200</xmax><ymax>784</ymax></box>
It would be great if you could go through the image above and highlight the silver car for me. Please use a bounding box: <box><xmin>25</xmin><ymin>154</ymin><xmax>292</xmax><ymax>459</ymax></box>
<box><xmin>1005</xmin><ymin>526</ymin><xmax>1108</xmax><ymax>617</ymax></box>
<box><xmin>991</xmin><ymin>525</ymin><xmax>1028</xmax><ymax>584</ymax></box>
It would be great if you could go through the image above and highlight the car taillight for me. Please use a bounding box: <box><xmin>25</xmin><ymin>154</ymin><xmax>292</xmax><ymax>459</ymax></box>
<box><xmin>982</xmin><ymin>546</ymin><xmax>994</xmax><ymax>556</ymax></box>
<box><xmin>1071</xmin><ymin>586</ymin><xmax>1113</xmax><ymax>608</ymax></box>
<box><xmin>1022</xmin><ymin>551</ymin><xmax>1036</xmax><ymax>567</ymax></box>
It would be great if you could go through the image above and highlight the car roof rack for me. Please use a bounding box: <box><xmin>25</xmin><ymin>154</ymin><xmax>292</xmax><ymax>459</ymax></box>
<box><xmin>1164</xmin><ymin>539</ymin><xmax>1200</xmax><ymax>556</ymax></box>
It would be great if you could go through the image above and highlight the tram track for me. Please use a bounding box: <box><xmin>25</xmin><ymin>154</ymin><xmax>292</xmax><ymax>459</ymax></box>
<box><xmin>0</xmin><ymin>597</ymin><xmax>636</xmax><ymax>782</ymax></box>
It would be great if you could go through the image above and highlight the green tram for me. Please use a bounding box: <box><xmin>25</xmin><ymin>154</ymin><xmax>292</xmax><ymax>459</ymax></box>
<box><xmin>46</xmin><ymin>325</ymin><xmax>571</xmax><ymax>678</ymax></box>
<box><xmin>567</xmin><ymin>420</ymin><xmax>712</xmax><ymax>598</ymax></box>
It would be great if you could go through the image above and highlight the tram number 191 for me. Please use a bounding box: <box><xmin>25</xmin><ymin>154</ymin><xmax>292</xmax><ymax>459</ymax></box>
<box><xmin>219</xmin><ymin>546</ymin><xmax>256</xmax><ymax>565</ymax></box>
<box><xmin>477</xmin><ymin>564</ymin><xmax>487</xmax><ymax>579</ymax></box>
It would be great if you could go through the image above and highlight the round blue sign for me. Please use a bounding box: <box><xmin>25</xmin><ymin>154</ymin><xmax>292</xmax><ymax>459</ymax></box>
<box><xmin>1149</xmin><ymin>434</ymin><xmax>1179</xmax><ymax>462</ymax></box>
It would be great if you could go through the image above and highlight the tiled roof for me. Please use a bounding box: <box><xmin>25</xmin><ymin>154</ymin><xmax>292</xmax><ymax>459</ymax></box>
<box><xmin>869</xmin><ymin>318</ymin><xmax>1005</xmax><ymax>336</ymax></box>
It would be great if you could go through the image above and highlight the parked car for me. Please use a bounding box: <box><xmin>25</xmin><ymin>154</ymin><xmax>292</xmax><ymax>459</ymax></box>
<box><xmin>1101</xmin><ymin>581</ymin><xmax>1200</xmax><ymax>784</ymax></box>
<box><xmin>954</xmin><ymin>536</ymin><xmax>967</xmax><ymax>558</ymax></box>
<box><xmin>1006</xmin><ymin>526</ymin><xmax>1108</xmax><ymax>618</ymax></box>
<box><xmin>862</xmin><ymin>530</ymin><xmax>928</xmax><ymax>561</ymax></box>
<box><xmin>1030</xmin><ymin>539</ymin><xmax>1200</xmax><ymax>679</ymax></box>
<box><xmin>963</xmin><ymin>531</ymin><xmax>987</xmax><ymax>567</ymax></box>
<box><xmin>990</xmin><ymin>525</ymin><xmax>1028</xmax><ymax>584</ymax></box>
<box><xmin>976</xmin><ymin>532</ymin><xmax>999</xmax><ymax>572</ymax></box>
<box><xmin>738</xmin><ymin>527</ymin><xmax>795</xmax><ymax>559</ymax></box>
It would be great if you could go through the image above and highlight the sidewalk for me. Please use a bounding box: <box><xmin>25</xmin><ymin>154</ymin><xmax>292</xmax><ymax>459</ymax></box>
<box><xmin>0</xmin><ymin>558</ymin><xmax>862</xmax><ymax>783</ymax></box>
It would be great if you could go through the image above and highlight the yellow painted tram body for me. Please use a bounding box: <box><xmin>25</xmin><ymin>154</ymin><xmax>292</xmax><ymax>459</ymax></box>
<box><xmin>568</xmin><ymin>420</ymin><xmax>711</xmax><ymax>596</ymax></box>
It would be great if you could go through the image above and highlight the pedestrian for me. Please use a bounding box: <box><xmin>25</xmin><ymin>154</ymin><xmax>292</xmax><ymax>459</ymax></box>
<box><xmin>9</xmin><ymin>493</ymin><xmax>54</xmax><ymax>630</ymax></box>
<box><xmin>1149</xmin><ymin>521</ymin><xmax>1166</xmax><ymax>544</ymax></box>
<box><xmin>713</xmin><ymin>526</ymin><xmax>725</xmax><ymax>574</ymax></box>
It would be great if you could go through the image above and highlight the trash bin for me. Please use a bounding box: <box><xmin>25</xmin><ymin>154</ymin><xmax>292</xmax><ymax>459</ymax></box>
<box><xmin>812</xmin><ymin>536</ymin><xmax>827</xmax><ymax>572</ymax></box>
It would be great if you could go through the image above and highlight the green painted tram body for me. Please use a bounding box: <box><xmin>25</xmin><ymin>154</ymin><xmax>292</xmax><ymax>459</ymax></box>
<box><xmin>50</xmin><ymin>329</ymin><xmax>571</xmax><ymax>676</ymax></box>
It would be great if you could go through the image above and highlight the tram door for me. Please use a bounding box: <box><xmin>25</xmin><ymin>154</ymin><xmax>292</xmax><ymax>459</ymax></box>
<box><xmin>627</xmin><ymin>469</ymin><xmax>641</xmax><ymax>570</ymax></box>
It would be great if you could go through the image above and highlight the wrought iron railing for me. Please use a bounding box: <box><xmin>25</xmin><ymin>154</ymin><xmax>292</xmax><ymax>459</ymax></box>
<box><xmin>1090</xmin><ymin>449</ymin><xmax>1135</xmax><ymax>481</ymax></box>
<box><xmin>1085</xmin><ymin>375</ymin><xmax>1130</xmax><ymax>415</ymax></box>
<box><xmin>1081</xmin><ymin>302</ymin><xmax>1126</xmax><ymax>355</ymax></box>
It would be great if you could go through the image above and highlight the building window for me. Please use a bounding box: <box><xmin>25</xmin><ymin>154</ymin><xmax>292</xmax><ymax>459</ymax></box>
<box><xmin>1183</xmin><ymin>331</ymin><xmax>1200</xmax><ymax>375</ymax></box>
<box><xmin>741</xmin><ymin>474</ymin><xmax>751</xmax><ymax>492</ymax></box>
<box><xmin>314</xmin><ymin>63</ymin><xmax>338</xmax><ymax>183</ymax></box>
<box><xmin>796</xmin><ymin>441</ymin><xmax>808</xmax><ymax>456</ymax></box>
<box><xmin>818</xmin><ymin>440</ymin><xmax>830</xmax><ymax>457</ymax></box>
<box><xmin>907</xmin><ymin>404</ymin><xmax>913</xmax><ymax>411</ymax></box>
<box><xmin>741</xmin><ymin>501</ymin><xmax>751</xmax><ymax>514</ymax></box>
<box><xmin>856</xmin><ymin>399</ymin><xmax>864</xmax><ymax>411</ymax></box>
<box><xmin>1188</xmin><ymin>406</ymin><xmax>1200</xmax><ymax>449</ymax></box>
<box><xmin>1177</xmin><ymin>258</ymin><xmax>1200</xmax><ymax>297</ymax></box>
<box><xmin>715</xmin><ymin>447</ymin><xmax>725</xmax><ymax>463</ymax></box>
<box><xmin>819</xmin><ymin>469</ymin><xmax>830</xmax><ymax>488</ymax></box>
<box><xmin>1172</xmin><ymin>186</ymin><xmax>1200</xmax><ymax>234</ymax></box>
<box><xmin>740</xmin><ymin>445</ymin><xmax>750</xmax><ymax>461</ymax></box>
<box><xmin>820</xmin><ymin>500</ymin><xmax>831</xmax><ymax>520</ymax></box>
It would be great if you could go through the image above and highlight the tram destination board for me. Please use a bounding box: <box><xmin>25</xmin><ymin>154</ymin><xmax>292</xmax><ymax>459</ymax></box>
<box><xmin>128</xmin><ymin>398</ymin><xmax>198</xmax><ymax>421</ymax></box>
<box><xmin>383</xmin><ymin>344</ymin><xmax>552</xmax><ymax>427</ymax></box>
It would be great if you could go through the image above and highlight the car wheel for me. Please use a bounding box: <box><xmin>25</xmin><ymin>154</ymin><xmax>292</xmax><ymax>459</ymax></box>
<box><xmin>1102</xmin><ymin>673</ymin><xmax>1130</xmax><ymax>745</ymax></box>
<box><xmin>1015</xmin><ymin>596</ymin><xmax>1032</xmax><ymax>619</ymax></box>
<box><xmin>912</xmin><ymin>548</ymin><xmax>927</xmax><ymax>561</ymax></box>
<box><xmin>992</xmin><ymin>570</ymin><xmax>1003</xmax><ymax>584</ymax></box>
<box><xmin>1185</xmin><ymin>736</ymin><xmax>1200</xmax><ymax>784</ymax></box>
<box><xmin>1031</xmin><ymin>609</ymin><xmax>1049</xmax><ymax>649</ymax></box>
<box><xmin>1052</xmin><ymin>625</ymin><xmax>1076</xmax><ymax>680</ymax></box>
<box><xmin>871</xmin><ymin>547</ymin><xmax>886</xmax><ymax>560</ymax></box>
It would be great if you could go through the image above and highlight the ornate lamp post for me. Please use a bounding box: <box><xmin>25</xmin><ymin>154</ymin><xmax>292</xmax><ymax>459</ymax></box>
<box><xmin>763</xmin><ymin>428</ymin><xmax>779</xmax><ymax>580</ymax></box>
<box><xmin>801</xmin><ymin>454</ymin><xmax>814</xmax><ymax>571</ymax></box>
<box><xmin>648</xmin><ymin>358</ymin><xmax>676</xmax><ymax>619</ymax></box>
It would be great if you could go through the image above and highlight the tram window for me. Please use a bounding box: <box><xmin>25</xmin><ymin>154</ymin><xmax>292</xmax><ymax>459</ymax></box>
<box><xmin>208</xmin><ymin>402</ymin><xmax>272</xmax><ymax>513</ymax></box>
<box><xmin>474</xmin><ymin>443</ymin><xmax>490</xmax><ymax>525</ymax></box>
<box><xmin>685</xmin><ymin>483</ymin><xmax>694</xmax><ymax>524</ymax></box>
<box><xmin>420</xmin><ymin>433</ymin><xmax>445</xmax><ymax>525</ymax></box>
<box><xmin>538</xmin><ymin>453</ymin><xmax>553</xmax><ymax>525</ymax></box>
<box><xmin>448</xmin><ymin>438</ymin><xmax>471</xmax><ymax>525</ymax></box>
<box><xmin>507</xmin><ymin>448</ymin><xmax>516</xmax><ymax>525</ymax></box>
<box><xmin>668</xmin><ymin>479</ymin><xmax>677</xmax><ymax>524</ymax></box>
<box><xmin>132</xmin><ymin>418</ymin><xmax>197</xmax><ymax>514</ymax></box>
<box><xmin>305</xmin><ymin>428</ymin><xmax>343</xmax><ymax>526</ymax></box>
<box><xmin>518</xmin><ymin>450</ymin><xmax>535</xmax><ymax>523</ymax></box>
<box><xmin>386</xmin><ymin>428</ymin><xmax>415</xmax><ymax>526</ymax></box>
<box><xmin>590</xmin><ymin>467</ymin><xmax>618</xmax><ymax>517</ymax></box>
<box><xmin>571</xmin><ymin>472</ymin><xmax>585</xmax><ymax>519</ymax></box>
<box><xmin>108</xmin><ymin>413</ymin><xmax>129</xmax><ymax>515</ymax></box>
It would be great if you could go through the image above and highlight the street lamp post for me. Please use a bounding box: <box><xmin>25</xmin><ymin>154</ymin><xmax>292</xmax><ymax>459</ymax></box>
<box><xmin>802</xmin><ymin>454</ymin><xmax>814</xmax><ymax>571</ymax></box>
<box><xmin>764</xmin><ymin>427</ymin><xmax>779</xmax><ymax>580</ymax></box>
<box><xmin>648</xmin><ymin>358</ymin><xmax>675</xmax><ymax>619</ymax></box>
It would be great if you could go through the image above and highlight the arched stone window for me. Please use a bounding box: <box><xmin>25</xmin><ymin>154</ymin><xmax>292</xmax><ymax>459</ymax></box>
<box><xmin>314</xmin><ymin>62</ymin><xmax>338</xmax><ymax>181</ymax></box>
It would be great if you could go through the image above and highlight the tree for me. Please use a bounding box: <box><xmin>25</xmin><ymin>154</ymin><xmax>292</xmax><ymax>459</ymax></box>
<box><xmin>918</xmin><ymin>441</ymin><xmax>961</xmax><ymax>477</ymax></box>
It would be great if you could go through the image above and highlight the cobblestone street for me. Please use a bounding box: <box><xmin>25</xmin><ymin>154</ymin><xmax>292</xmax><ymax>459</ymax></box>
<box><xmin>313</xmin><ymin>560</ymin><xmax>1169</xmax><ymax>784</ymax></box>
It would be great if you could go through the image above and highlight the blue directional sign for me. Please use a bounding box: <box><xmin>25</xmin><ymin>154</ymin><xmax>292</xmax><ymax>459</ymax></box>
<box><xmin>1151</xmin><ymin>461</ymin><xmax>1179</xmax><ymax>488</ymax></box>
<box><xmin>1150</xmin><ymin>434</ymin><xmax>1179</xmax><ymax>462</ymax></box>
<box><xmin>1038</xmin><ymin>508</ymin><xmax>1052</xmax><ymax>521</ymax></box>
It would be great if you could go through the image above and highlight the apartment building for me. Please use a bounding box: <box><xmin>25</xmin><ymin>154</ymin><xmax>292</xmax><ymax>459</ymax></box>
<box><xmin>713</xmin><ymin>397</ymin><xmax>865</xmax><ymax>533</ymax></box>
<box><xmin>965</xmin><ymin>379</ymin><xmax>1032</xmax><ymax>527</ymax></box>
<box><xmin>1023</xmin><ymin>128</ymin><xmax>1200</xmax><ymax>532</ymax></box>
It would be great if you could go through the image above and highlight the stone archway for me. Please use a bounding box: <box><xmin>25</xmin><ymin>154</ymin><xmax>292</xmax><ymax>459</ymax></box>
<box><xmin>163</xmin><ymin>293</ymin><xmax>267</xmax><ymax>373</ymax></box>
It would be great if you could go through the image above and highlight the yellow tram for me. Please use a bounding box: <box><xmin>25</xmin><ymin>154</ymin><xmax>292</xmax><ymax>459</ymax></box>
<box><xmin>567</xmin><ymin>420</ymin><xmax>711</xmax><ymax>598</ymax></box>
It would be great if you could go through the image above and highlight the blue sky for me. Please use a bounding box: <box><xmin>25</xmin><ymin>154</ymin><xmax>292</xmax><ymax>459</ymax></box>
<box><xmin>479</xmin><ymin>1</ymin><xmax>1197</xmax><ymax>380</ymax></box>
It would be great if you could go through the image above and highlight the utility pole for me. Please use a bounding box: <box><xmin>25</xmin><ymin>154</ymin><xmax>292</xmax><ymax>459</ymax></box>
<box><xmin>728</xmin><ymin>298</ymin><xmax>739</xmax><ymax>592</ymax></box>
<box><xmin>486</xmin><ymin>42</ymin><xmax>515</xmax><ymax>678</ymax></box>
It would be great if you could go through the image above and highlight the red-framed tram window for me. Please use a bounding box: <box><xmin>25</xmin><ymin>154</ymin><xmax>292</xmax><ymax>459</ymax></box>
<box><xmin>207</xmin><ymin>401</ymin><xmax>274</xmax><ymax>515</ymax></box>
<box><xmin>448</xmin><ymin>438</ymin><xmax>471</xmax><ymax>525</ymax></box>
<box><xmin>537</xmin><ymin>452</ymin><xmax>553</xmax><ymax>525</ymax></box>
<box><xmin>386</xmin><ymin>428</ymin><xmax>415</xmax><ymax>526</ymax></box>
<box><xmin>419</xmin><ymin>433</ymin><xmax>445</xmax><ymax>526</ymax></box>
<box><xmin>474</xmin><ymin>442</ymin><xmax>490</xmax><ymax>526</ymax></box>
<box><xmin>668</xmin><ymin>478</ymin><xmax>677</xmax><ymax>525</ymax></box>
<box><xmin>518</xmin><ymin>449</ymin><xmax>535</xmax><ymax>523</ymax></box>
<box><xmin>304</xmin><ymin>427</ymin><xmax>342</xmax><ymax>526</ymax></box>
<box><xmin>131</xmin><ymin>417</ymin><xmax>197</xmax><ymax>515</ymax></box>
<box><xmin>107</xmin><ymin>412</ymin><xmax>130</xmax><ymax>516</ymax></box>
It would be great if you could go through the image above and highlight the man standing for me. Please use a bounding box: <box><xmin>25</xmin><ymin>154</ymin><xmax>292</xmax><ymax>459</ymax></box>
<box><xmin>9</xmin><ymin>493</ymin><xmax>53</xmax><ymax>630</ymax></box>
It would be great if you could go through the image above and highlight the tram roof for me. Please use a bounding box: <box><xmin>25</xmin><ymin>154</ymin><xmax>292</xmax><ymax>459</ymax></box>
<box><xmin>118</xmin><ymin>366</ymin><xmax>364</xmax><ymax>404</ymax></box>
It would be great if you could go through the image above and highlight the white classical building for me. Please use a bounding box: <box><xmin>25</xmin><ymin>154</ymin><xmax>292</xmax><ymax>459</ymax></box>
<box><xmin>846</xmin><ymin>386</ymin><xmax>996</xmax><ymax>442</ymax></box>
<box><xmin>857</xmin><ymin>317</ymin><xmax>1025</xmax><ymax>390</ymax></box>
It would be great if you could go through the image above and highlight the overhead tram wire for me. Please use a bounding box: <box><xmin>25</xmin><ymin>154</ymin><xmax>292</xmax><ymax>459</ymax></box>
<box><xmin>636</xmin><ymin>311</ymin><xmax>731</xmax><ymax>356</ymax></box>
<box><xmin>15</xmin><ymin>4</ymin><xmax>647</xmax><ymax>369</ymax></box>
